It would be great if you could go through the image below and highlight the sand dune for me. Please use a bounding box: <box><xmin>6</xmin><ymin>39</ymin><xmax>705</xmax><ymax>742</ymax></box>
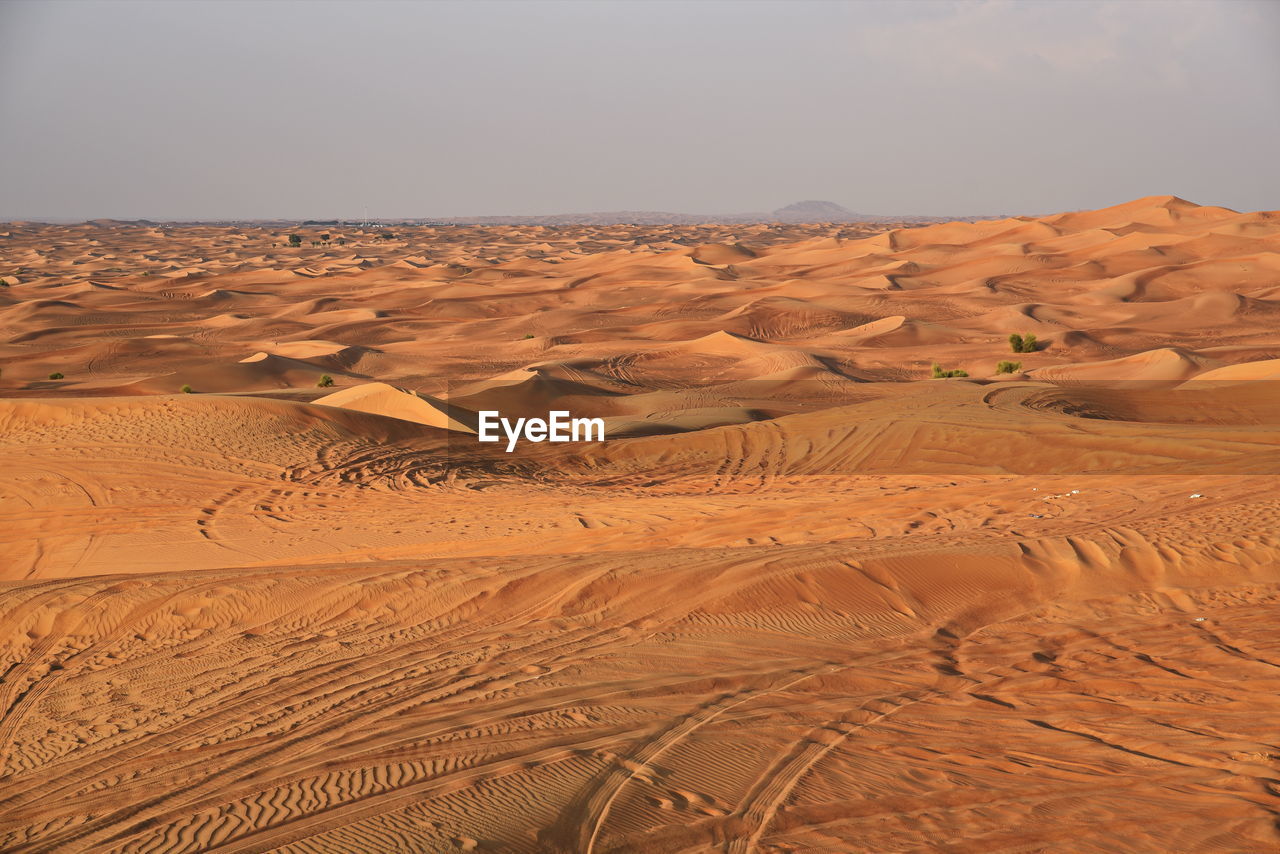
<box><xmin>316</xmin><ymin>382</ymin><xmax>478</xmax><ymax>432</ymax></box>
<box><xmin>1187</xmin><ymin>357</ymin><xmax>1280</xmax><ymax>384</ymax></box>
<box><xmin>2</xmin><ymin>198</ymin><xmax>1280</xmax><ymax>852</ymax></box>
<box><xmin>1030</xmin><ymin>347</ymin><xmax>1216</xmax><ymax>383</ymax></box>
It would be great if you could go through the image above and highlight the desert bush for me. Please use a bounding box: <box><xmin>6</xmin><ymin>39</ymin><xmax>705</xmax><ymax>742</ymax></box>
<box><xmin>317</xmin><ymin>374</ymin><xmax>334</xmax><ymax>387</ymax></box>
<box><xmin>288</xmin><ymin>234</ymin><xmax>302</xmax><ymax>247</ymax></box>
<box><xmin>931</xmin><ymin>364</ymin><xmax>968</xmax><ymax>379</ymax></box>
<box><xmin>180</xmin><ymin>384</ymin><xmax>194</xmax><ymax>393</ymax></box>
<box><xmin>522</xmin><ymin>333</ymin><xmax>535</xmax><ymax>340</ymax></box>
<box><xmin>49</xmin><ymin>372</ymin><xmax>64</xmax><ymax>380</ymax></box>
<box><xmin>996</xmin><ymin>360</ymin><xmax>1022</xmax><ymax>374</ymax></box>
<box><xmin>1009</xmin><ymin>333</ymin><xmax>1038</xmax><ymax>353</ymax></box>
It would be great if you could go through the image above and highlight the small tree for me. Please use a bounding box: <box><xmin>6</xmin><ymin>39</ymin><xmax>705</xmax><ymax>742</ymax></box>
<box><xmin>317</xmin><ymin>374</ymin><xmax>334</xmax><ymax>388</ymax></box>
<box><xmin>1008</xmin><ymin>333</ymin><xmax>1023</xmax><ymax>353</ymax></box>
<box><xmin>180</xmin><ymin>384</ymin><xmax>194</xmax><ymax>393</ymax></box>
<box><xmin>996</xmin><ymin>360</ymin><xmax>1022</xmax><ymax>374</ymax></box>
<box><xmin>288</xmin><ymin>234</ymin><xmax>302</xmax><ymax>247</ymax></box>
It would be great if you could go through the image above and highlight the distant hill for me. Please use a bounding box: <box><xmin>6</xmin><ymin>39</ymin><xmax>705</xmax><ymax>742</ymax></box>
<box><xmin>772</xmin><ymin>200</ymin><xmax>856</xmax><ymax>220</ymax></box>
<box><xmin>414</xmin><ymin>201</ymin><xmax>981</xmax><ymax>226</ymax></box>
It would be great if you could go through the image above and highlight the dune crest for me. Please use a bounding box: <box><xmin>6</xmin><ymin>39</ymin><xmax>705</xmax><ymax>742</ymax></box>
<box><xmin>315</xmin><ymin>381</ymin><xmax>478</xmax><ymax>432</ymax></box>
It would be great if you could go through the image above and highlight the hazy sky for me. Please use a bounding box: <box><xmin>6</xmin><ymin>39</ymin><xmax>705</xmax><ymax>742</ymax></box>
<box><xmin>2</xmin><ymin>0</ymin><xmax>1277</xmax><ymax>220</ymax></box>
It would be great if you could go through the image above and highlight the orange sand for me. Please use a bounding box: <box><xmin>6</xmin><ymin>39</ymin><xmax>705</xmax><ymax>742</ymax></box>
<box><xmin>1</xmin><ymin>198</ymin><xmax>1279</xmax><ymax>852</ymax></box>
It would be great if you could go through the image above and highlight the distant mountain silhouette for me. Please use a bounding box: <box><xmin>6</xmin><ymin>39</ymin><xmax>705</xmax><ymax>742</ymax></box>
<box><xmin>410</xmin><ymin>201</ymin><xmax>977</xmax><ymax>226</ymax></box>
<box><xmin>772</xmin><ymin>200</ymin><xmax>855</xmax><ymax>220</ymax></box>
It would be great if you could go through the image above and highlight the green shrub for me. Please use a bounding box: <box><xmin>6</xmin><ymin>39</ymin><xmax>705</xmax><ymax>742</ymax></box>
<box><xmin>288</xmin><ymin>234</ymin><xmax>302</xmax><ymax>247</ymax></box>
<box><xmin>931</xmin><ymin>363</ymin><xmax>968</xmax><ymax>379</ymax></box>
<box><xmin>1009</xmin><ymin>332</ymin><xmax>1038</xmax><ymax>353</ymax></box>
<box><xmin>317</xmin><ymin>374</ymin><xmax>334</xmax><ymax>388</ymax></box>
<box><xmin>996</xmin><ymin>360</ymin><xmax>1022</xmax><ymax>374</ymax></box>
<box><xmin>522</xmin><ymin>333</ymin><xmax>535</xmax><ymax>340</ymax></box>
<box><xmin>180</xmin><ymin>384</ymin><xmax>194</xmax><ymax>393</ymax></box>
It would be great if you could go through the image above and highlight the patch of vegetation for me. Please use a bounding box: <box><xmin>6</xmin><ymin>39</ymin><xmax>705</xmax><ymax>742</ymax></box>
<box><xmin>288</xmin><ymin>234</ymin><xmax>303</xmax><ymax>247</ymax></box>
<box><xmin>931</xmin><ymin>364</ymin><xmax>969</xmax><ymax>379</ymax></box>
<box><xmin>1008</xmin><ymin>332</ymin><xmax>1038</xmax><ymax>353</ymax></box>
<box><xmin>180</xmin><ymin>384</ymin><xmax>194</xmax><ymax>393</ymax></box>
<box><xmin>996</xmin><ymin>360</ymin><xmax>1023</xmax><ymax>374</ymax></box>
<box><xmin>49</xmin><ymin>372</ymin><xmax>64</xmax><ymax>380</ymax></box>
<box><xmin>317</xmin><ymin>374</ymin><xmax>334</xmax><ymax>388</ymax></box>
<box><xmin>522</xmin><ymin>333</ymin><xmax>535</xmax><ymax>340</ymax></box>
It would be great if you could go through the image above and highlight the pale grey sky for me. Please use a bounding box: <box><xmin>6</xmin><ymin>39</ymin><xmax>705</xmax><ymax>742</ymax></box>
<box><xmin>1</xmin><ymin>0</ymin><xmax>1277</xmax><ymax>220</ymax></box>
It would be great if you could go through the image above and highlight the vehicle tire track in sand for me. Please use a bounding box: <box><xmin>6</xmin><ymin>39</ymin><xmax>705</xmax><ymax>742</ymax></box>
<box><xmin>545</xmin><ymin>666</ymin><xmax>832</xmax><ymax>854</ymax></box>
<box><xmin>726</xmin><ymin>689</ymin><xmax>934</xmax><ymax>854</ymax></box>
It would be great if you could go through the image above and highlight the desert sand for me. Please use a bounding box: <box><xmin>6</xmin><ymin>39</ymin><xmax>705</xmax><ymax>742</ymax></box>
<box><xmin>2</xmin><ymin>196</ymin><xmax>1279</xmax><ymax>852</ymax></box>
